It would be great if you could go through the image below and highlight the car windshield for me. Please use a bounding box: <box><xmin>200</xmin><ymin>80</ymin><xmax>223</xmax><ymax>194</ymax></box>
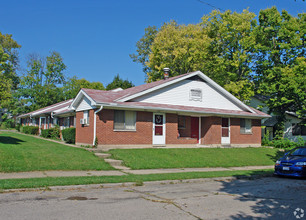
<box><xmin>289</xmin><ymin>148</ymin><xmax>306</xmax><ymax>156</ymax></box>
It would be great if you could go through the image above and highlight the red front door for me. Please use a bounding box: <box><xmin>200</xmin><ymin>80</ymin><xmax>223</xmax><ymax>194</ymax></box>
<box><xmin>191</xmin><ymin>117</ymin><xmax>199</xmax><ymax>140</ymax></box>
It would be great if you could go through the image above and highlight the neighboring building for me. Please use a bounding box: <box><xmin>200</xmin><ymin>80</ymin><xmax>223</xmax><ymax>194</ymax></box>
<box><xmin>69</xmin><ymin>71</ymin><xmax>269</xmax><ymax>148</ymax></box>
<box><xmin>249</xmin><ymin>95</ymin><xmax>306</xmax><ymax>142</ymax></box>
<box><xmin>18</xmin><ymin>99</ymin><xmax>75</xmax><ymax>133</ymax></box>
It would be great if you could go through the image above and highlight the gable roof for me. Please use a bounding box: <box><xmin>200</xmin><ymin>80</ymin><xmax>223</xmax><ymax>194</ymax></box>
<box><xmin>18</xmin><ymin>99</ymin><xmax>73</xmax><ymax>118</ymax></box>
<box><xmin>70</xmin><ymin>71</ymin><xmax>270</xmax><ymax>118</ymax></box>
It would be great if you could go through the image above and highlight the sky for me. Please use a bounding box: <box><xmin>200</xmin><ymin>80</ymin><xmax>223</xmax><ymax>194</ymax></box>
<box><xmin>1</xmin><ymin>0</ymin><xmax>305</xmax><ymax>87</ymax></box>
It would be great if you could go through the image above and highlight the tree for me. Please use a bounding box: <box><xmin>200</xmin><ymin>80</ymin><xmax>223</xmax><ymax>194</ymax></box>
<box><xmin>106</xmin><ymin>74</ymin><xmax>134</xmax><ymax>90</ymax></box>
<box><xmin>16</xmin><ymin>51</ymin><xmax>67</xmax><ymax>112</ymax></box>
<box><xmin>253</xmin><ymin>7</ymin><xmax>306</xmax><ymax>136</ymax></box>
<box><xmin>131</xmin><ymin>10</ymin><xmax>257</xmax><ymax>101</ymax></box>
<box><xmin>63</xmin><ymin>76</ymin><xmax>105</xmax><ymax>99</ymax></box>
<box><xmin>0</xmin><ymin>32</ymin><xmax>21</xmax><ymax>108</ymax></box>
<box><xmin>130</xmin><ymin>26</ymin><xmax>158</xmax><ymax>78</ymax></box>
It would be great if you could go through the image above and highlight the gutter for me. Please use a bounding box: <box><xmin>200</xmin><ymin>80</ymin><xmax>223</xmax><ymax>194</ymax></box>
<box><xmin>93</xmin><ymin>105</ymin><xmax>103</xmax><ymax>146</ymax></box>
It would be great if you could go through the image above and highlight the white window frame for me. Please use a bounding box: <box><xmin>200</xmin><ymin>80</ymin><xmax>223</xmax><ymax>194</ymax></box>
<box><xmin>83</xmin><ymin>110</ymin><xmax>89</xmax><ymax>125</ymax></box>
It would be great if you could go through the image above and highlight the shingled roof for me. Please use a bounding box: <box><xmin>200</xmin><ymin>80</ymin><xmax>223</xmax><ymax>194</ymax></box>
<box><xmin>72</xmin><ymin>71</ymin><xmax>270</xmax><ymax>119</ymax></box>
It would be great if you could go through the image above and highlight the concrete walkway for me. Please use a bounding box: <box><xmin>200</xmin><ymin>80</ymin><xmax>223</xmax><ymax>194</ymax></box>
<box><xmin>0</xmin><ymin>165</ymin><xmax>274</xmax><ymax>180</ymax></box>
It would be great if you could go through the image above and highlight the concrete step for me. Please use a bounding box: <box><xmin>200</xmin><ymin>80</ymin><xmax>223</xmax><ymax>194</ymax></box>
<box><xmin>104</xmin><ymin>159</ymin><xmax>124</xmax><ymax>166</ymax></box>
<box><xmin>94</xmin><ymin>153</ymin><xmax>111</xmax><ymax>159</ymax></box>
<box><xmin>112</xmin><ymin>165</ymin><xmax>131</xmax><ymax>170</ymax></box>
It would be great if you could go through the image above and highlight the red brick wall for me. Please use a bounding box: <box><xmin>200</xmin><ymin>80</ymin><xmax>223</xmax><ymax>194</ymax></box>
<box><xmin>166</xmin><ymin>113</ymin><xmax>198</xmax><ymax>145</ymax></box>
<box><xmin>75</xmin><ymin>110</ymin><xmax>94</xmax><ymax>145</ymax></box>
<box><xmin>201</xmin><ymin>116</ymin><xmax>222</xmax><ymax>145</ymax></box>
<box><xmin>178</xmin><ymin>116</ymin><xmax>192</xmax><ymax>138</ymax></box>
<box><xmin>96</xmin><ymin>109</ymin><xmax>152</xmax><ymax>145</ymax></box>
<box><xmin>230</xmin><ymin>118</ymin><xmax>261</xmax><ymax>145</ymax></box>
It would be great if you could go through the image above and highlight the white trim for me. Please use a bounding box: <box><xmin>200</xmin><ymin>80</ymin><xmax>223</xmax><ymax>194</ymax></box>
<box><xmin>117</xmin><ymin>72</ymin><xmax>199</xmax><ymax>102</ymax></box>
<box><xmin>69</xmin><ymin>89</ymin><xmax>97</xmax><ymax>110</ymax></box>
<box><xmin>199</xmin><ymin>117</ymin><xmax>201</xmax><ymax>145</ymax></box>
<box><xmin>116</xmin><ymin>71</ymin><xmax>255</xmax><ymax>114</ymax></box>
<box><xmin>31</xmin><ymin>100</ymin><xmax>73</xmax><ymax>117</ymax></box>
<box><xmin>221</xmin><ymin>118</ymin><xmax>231</xmax><ymax>145</ymax></box>
<box><xmin>152</xmin><ymin>113</ymin><xmax>166</xmax><ymax>145</ymax></box>
<box><xmin>93</xmin><ymin>106</ymin><xmax>103</xmax><ymax>146</ymax></box>
<box><xmin>101</xmin><ymin>104</ymin><xmax>268</xmax><ymax>119</ymax></box>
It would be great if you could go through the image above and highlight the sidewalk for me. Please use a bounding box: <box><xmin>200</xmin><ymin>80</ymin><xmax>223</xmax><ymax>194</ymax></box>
<box><xmin>0</xmin><ymin>165</ymin><xmax>274</xmax><ymax>180</ymax></box>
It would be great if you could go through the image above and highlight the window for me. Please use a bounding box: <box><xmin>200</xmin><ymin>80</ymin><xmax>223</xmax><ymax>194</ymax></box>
<box><xmin>83</xmin><ymin>110</ymin><xmax>89</xmax><ymax>125</ymax></box>
<box><xmin>292</xmin><ymin>123</ymin><xmax>306</xmax><ymax>136</ymax></box>
<box><xmin>114</xmin><ymin>110</ymin><xmax>136</xmax><ymax>131</ymax></box>
<box><xmin>178</xmin><ymin>116</ymin><xmax>186</xmax><ymax>129</ymax></box>
<box><xmin>240</xmin><ymin>119</ymin><xmax>252</xmax><ymax>134</ymax></box>
<box><xmin>190</xmin><ymin>89</ymin><xmax>202</xmax><ymax>101</ymax></box>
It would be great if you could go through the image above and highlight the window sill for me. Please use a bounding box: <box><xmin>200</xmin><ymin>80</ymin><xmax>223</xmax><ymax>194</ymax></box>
<box><xmin>240</xmin><ymin>132</ymin><xmax>253</xmax><ymax>135</ymax></box>
<box><xmin>113</xmin><ymin>129</ymin><xmax>136</xmax><ymax>132</ymax></box>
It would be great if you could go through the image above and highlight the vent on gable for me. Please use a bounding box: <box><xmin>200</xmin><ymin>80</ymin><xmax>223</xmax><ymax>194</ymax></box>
<box><xmin>190</xmin><ymin>89</ymin><xmax>202</xmax><ymax>101</ymax></box>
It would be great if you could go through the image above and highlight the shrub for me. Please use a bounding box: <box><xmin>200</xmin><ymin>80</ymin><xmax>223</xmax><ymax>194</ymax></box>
<box><xmin>62</xmin><ymin>127</ymin><xmax>76</xmax><ymax>144</ymax></box>
<box><xmin>269</xmin><ymin>137</ymin><xmax>305</xmax><ymax>150</ymax></box>
<box><xmin>15</xmin><ymin>123</ymin><xmax>21</xmax><ymax>131</ymax></box>
<box><xmin>21</xmin><ymin>126</ymin><xmax>39</xmax><ymax>135</ymax></box>
<box><xmin>41</xmin><ymin>127</ymin><xmax>60</xmax><ymax>139</ymax></box>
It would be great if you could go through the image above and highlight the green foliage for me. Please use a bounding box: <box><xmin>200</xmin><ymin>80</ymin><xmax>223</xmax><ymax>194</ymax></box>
<box><xmin>131</xmin><ymin>8</ymin><xmax>305</xmax><ymax>106</ymax></box>
<box><xmin>106</xmin><ymin>74</ymin><xmax>134</xmax><ymax>90</ymax></box>
<box><xmin>0</xmin><ymin>114</ymin><xmax>15</xmax><ymax>129</ymax></box>
<box><xmin>41</xmin><ymin>127</ymin><xmax>60</xmax><ymax>139</ymax></box>
<box><xmin>0</xmin><ymin>32</ymin><xmax>20</xmax><ymax>108</ymax></box>
<box><xmin>21</xmin><ymin>126</ymin><xmax>39</xmax><ymax>135</ymax></box>
<box><xmin>61</xmin><ymin>127</ymin><xmax>76</xmax><ymax>144</ymax></box>
<box><xmin>253</xmin><ymin>8</ymin><xmax>306</xmax><ymax>134</ymax></box>
<box><xmin>262</xmin><ymin>135</ymin><xmax>305</xmax><ymax>149</ymax></box>
<box><xmin>15</xmin><ymin>123</ymin><xmax>21</xmax><ymax>131</ymax></box>
<box><xmin>63</xmin><ymin>76</ymin><xmax>105</xmax><ymax>99</ymax></box>
<box><xmin>16</xmin><ymin>51</ymin><xmax>67</xmax><ymax>113</ymax></box>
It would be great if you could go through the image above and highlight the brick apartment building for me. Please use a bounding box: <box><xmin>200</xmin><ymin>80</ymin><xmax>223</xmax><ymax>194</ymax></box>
<box><xmin>70</xmin><ymin>71</ymin><xmax>269</xmax><ymax>148</ymax></box>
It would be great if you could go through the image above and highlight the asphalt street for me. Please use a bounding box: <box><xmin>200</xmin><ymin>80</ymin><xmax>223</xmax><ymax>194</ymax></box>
<box><xmin>0</xmin><ymin>176</ymin><xmax>305</xmax><ymax>220</ymax></box>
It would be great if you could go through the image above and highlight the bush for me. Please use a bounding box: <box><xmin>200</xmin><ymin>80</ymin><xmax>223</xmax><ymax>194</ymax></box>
<box><xmin>266</xmin><ymin>136</ymin><xmax>305</xmax><ymax>149</ymax></box>
<box><xmin>15</xmin><ymin>123</ymin><xmax>21</xmax><ymax>132</ymax></box>
<box><xmin>41</xmin><ymin>127</ymin><xmax>60</xmax><ymax>139</ymax></box>
<box><xmin>62</xmin><ymin>127</ymin><xmax>76</xmax><ymax>144</ymax></box>
<box><xmin>21</xmin><ymin>126</ymin><xmax>39</xmax><ymax>135</ymax></box>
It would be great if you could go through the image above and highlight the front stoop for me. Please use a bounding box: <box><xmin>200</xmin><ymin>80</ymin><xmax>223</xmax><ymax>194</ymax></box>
<box><xmin>104</xmin><ymin>159</ymin><xmax>131</xmax><ymax>170</ymax></box>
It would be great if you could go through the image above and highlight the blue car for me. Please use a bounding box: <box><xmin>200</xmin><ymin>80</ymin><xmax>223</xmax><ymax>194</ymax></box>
<box><xmin>274</xmin><ymin>146</ymin><xmax>306</xmax><ymax>178</ymax></box>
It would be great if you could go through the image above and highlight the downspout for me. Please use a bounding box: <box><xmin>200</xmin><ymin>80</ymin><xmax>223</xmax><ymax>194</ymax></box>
<box><xmin>93</xmin><ymin>106</ymin><xmax>103</xmax><ymax>146</ymax></box>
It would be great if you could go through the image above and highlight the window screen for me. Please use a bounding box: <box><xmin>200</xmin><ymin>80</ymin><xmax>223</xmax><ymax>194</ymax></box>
<box><xmin>114</xmin><ymin>110</ymin><xmax>136</xmax><ymax>130</ymax></box>
<box><xmin>240</xmin><ymin>119</ymin><xmax>252</xmax><ymax>134</ymax></box>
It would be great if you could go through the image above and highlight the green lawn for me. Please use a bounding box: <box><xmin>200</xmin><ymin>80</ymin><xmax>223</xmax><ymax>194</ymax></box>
<box><xmin>110</xmin><ymin>148</ymin><xmax>281</xmax><ymax>169</ymax></box>
<box><xmin>0</xmin><ymin>131</ymin><xmax>113</xmax><ymax>172</ymax></box>
<box><xmin>0</xmin><ymin>169</ymin><xmax>273</xmax><ymax>190</ymax></box>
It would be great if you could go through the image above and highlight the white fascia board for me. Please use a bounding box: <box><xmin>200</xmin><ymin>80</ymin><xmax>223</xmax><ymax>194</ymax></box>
<box><xmin>195</xmin><ymin>71</ymin><xmax>255</xmax><ymax>113</ymax></box>
<box><xmin>102</xmin><ymin>103</ymin><xmax>269</xmax><ymax>119</ymax></box>
<box><xmin>69</xmin><ymin>89</ymin><xmax>97</xmax><ymax>110</ymax></box>
<box><xmin>116</xmin><ymin>71</ymin><xmax>254</xmax><ymax>113</ymax></box>
<box><xmin>31</xmin><ymin>100</ymin><xmax>72</xmax><ymax>117</ymax></box>
<box><xmin>116</xmin><ymin>72</ymin><xmax>199</xmax><ymax>102</ymax></box>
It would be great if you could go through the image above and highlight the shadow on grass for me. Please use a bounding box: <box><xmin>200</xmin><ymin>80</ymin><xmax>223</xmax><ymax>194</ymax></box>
<box><xmin>220</xmin><ymin>170</ymin><xmax>306</xmax><ymax>219</ymax></box>
<box><xmin>0</xmin><ymin>136</ymin><xmax>25</xmax><ymax>145</ymax></box>
<box><xmin>266</xmin><ymin>150</ymin><xmax>286</xmax><ymax>162</ymax></box>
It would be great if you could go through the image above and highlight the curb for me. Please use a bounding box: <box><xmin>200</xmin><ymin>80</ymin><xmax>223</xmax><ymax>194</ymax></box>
<box><xmin>0</xmin><ymin>173</ymin><xmax>274</xmax><ymax>194</ymax></box>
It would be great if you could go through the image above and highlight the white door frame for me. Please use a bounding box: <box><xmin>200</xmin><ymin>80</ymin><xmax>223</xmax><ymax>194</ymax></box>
<box><xmin>152</xmin><ymin>113</ymin><xmax>166</xmax><ymax>145</ymax></box>
<box><xmin>221</xmin><ymin>118</ymin><xmax>230</xmax><ymax>145</ymax></box>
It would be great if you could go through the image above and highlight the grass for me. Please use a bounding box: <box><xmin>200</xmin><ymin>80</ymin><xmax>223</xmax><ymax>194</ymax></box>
<box><xmin>0</xmin><ymin>131</ymin><xmax>113</xmax><ymax>172</ymax></box>
<box><xmin>0</xmin><ymin>169</ymin><xmax>273</xmax><ymax>190</ymax></box>
<box><xmin>110</xmin><ymin>148</ymin><xmax>281</xmax><ymax>169</ymax></box>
